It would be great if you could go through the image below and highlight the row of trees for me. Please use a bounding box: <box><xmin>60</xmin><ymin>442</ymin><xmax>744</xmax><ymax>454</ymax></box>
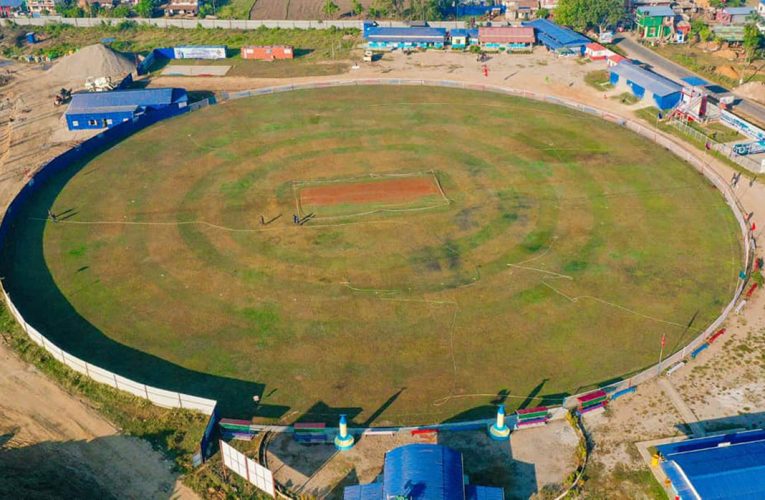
<box><xmin>57</xmin><ymin>0</ymin><xmax>160</xmax><ymax>19</ymax></box>
<box><xmin>322</xmin><ymin>0</ymin><xmax>449</xmax><ymax>20</ymax></box>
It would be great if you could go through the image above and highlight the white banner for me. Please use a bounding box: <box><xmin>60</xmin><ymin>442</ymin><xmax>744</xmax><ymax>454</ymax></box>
<box><xmin>220</xmin><ymin>441</ymin><xmax>275</xmax><ymax>497</ymax></box>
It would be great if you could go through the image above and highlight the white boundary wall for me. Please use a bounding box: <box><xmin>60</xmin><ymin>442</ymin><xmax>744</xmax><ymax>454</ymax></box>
<box><xmin>220</xmin><ymin>440</ymin><xmax>275</xmax><ymax>497</ymax></box>
<box><xmin>0</xmin><ymin>78</ymin><xmax>751</xmax><ymax>424</ymax></box>
<box><xmin>0</xmin><ymin>16</ymin><xmax>465</xmax><ymax>30</ymax></box>
<box><xmin>1</xmin><ymin>285</ymin><xmax>217</xmax><ymax>414</ymax></box>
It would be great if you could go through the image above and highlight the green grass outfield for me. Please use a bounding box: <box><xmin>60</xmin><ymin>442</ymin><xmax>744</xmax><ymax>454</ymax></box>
<box><xmin>1</xmin><ymin>86</ymin><xmax>742</xmax><ymax>424</ymax></box>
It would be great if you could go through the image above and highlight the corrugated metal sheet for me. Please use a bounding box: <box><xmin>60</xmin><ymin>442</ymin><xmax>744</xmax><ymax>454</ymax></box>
<box><xmin>465</xmin><ymin>485</ymin><xmax>504</xmax><ymax>500</ymax></box>
<box><xmin>67</xmin><ymin>88</ymin><xmax>185</xmax><ymax>112</ymax></box>
<box><xmin>610</xmin><ymin>62</ymin><xmax>681</xmax><ymax>97</ymax></box>
<box><xmin>364</xmin><ymin>27</ymin><xmax>447</xmax><ymax>43</ymax></box>
<box><xmin>523</xmin><ymin>19</ymin><xmax>590</xmax><ymax>51</ymax></box>
<box><xmin>0</xmin><ymin>0</ymin><xmax>24</xmax><ymax>7</ymax></box>
<box><xmin>383</xmin><ymin>444</ymin><xmax>464</xmax><ymax>500</ymax></box>
<box><xmin>636</xmin><ymin>6</ymin><xmax>674</xmax><ymax>17</ymax></box>
<box><xmin>478</xmin><ymin>27</ymin><xmax>535</xmax><ymax>44</ymax></box>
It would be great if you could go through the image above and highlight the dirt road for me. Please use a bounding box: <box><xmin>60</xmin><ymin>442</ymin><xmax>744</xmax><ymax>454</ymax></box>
<box><xmin>0</xmin><ymin>340</ymin><xmax>197</xmax><ymax>499</ymax></box>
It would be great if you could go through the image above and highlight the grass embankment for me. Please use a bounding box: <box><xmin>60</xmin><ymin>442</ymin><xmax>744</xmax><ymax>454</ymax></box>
<box><xmin>633</xmin><ymin>106</ymin><xmax>757</xmax><ymax>179</ymax></box>
<box><xmin>0</xmin><ymin>22</ymin><xmax>359</xmax><ymax>77</ymax></box>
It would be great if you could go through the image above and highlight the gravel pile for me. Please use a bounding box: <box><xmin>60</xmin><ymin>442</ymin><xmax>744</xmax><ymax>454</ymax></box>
<box><xmin>47</xmin><ymin>44</ymin><xmax>136</xmax><ymax>84</ymax></box>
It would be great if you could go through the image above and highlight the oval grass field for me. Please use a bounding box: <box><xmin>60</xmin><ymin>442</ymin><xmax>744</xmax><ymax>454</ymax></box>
<box><xmin>2</xmin><ymin>86</ymin><xmax>742</xmax><ymax>424</ymax></box>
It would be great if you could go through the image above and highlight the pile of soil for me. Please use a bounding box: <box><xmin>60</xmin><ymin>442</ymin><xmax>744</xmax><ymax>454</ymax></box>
<box><xmin>716</xmin><ymin>65</ymin><xmax>740</xmax><ymax>81</ymax></box>
<box><xmin>736</xmin><ymin>81</ymin><xmax>765</xmax><ymax>105</ymax></box>
<box><xmin>46</xmin><ymin>44</ymin><xmax>136</xmax><ymax>84</ymax></box>
<box><xmin>715</xmin><ymin>48</ymin><xmax>740</xmax><ymax>61</ymax></box>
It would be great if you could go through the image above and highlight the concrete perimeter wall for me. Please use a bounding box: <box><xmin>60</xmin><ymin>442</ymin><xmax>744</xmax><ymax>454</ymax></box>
<box><xmin>0</xmin><ymin>16</ymin><xmax>466</xmax><ymax>30</ymax></box>
<box><xmin>0</xmin><ymin>79</ymin><xmax>752</xmax><ymax>425</ymax></box>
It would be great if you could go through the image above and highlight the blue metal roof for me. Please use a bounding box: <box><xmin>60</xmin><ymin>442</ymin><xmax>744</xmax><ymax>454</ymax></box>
<box><xmin>681</xmin><ymin>76</ymin><xmax>708</xmax><ymax>87</ymax></box>
<box><xmin>465</xmin><ymin>485</ymin><xmax>505</xmax><ymax>500</ymax></box>
<box><xmin>383</xmin><ymin>444</ymin><xmax>464</xmax><ymax>500</ymax></box>
<box><xmin>450</xmin><ymin>29</ymin><xmax>471</xmax><ymax>37</ymax></box>
<box><xmin>67</xmin><ymin>89</ymin><xmax>186</xmax><ymax>113</ymax></box>
<box><xmin>344</xmin><ymin>482</ymin><xmax>384</xmax><ymax>500</ymax></box>
<box><xmin>636</xmin><ymin>6</ymin><xmax>675</xmax><ymax>17</ymax></box>
<box><xmin>610</xmin><ymin>62</ymin><xmax>682</xmax><ymax>97</ymax></box>
<box><xmin>723</xmin><ymin>6</ymin><xmax>754</xmax><ymax>15</ymax></box>
<box><xmin>657</xmin><ymin>430</ymin><xmax>765</xmax><ymax>500</ymax></box>
<box><xmin>0</xmin><ymin>0</ymin><xmax>23</xmax><ymax>7</ymax></box>
<box><xmin>365</xmin><ymin>27</ymin><xmax>448</xmax><ymax>42</ymax></box>
<box><xmin>523</xmin><ymin>19</ymin><xmax>589</xmax><ymax>50</ymax></box>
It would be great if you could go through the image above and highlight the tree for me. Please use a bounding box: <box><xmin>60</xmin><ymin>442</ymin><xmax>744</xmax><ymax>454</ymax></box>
<box><xmin>744</xmin><ymin>23</ymin><xmax>763</xmax><ymax>64</ymax></box>
<box><xmin>555</xmin><ymin>0</ymin><xmax>624</xmax><ymax>34</ymax></box>
<box><xmin>135</xmin><ymin>0</ymin><xmax>156</xmax><ymax>18</ymax></box>
<box><xmin>111</xmin><ymin>4</ymin><xmax>131</xmax><ymax>17</ymax></box>
<box><xmin>322</xmin><ymin>0</ymin><xmax>339</xmax><ymax>19</ymax></box>
<box><xmin>351</xmin><ymin>0</ymin><xmax>364</xmax><ymax>16</ymax></box>
<box><xmin>536</xmin><ymin>7</ymin><xmax>549</xmax><ymax>20</ymax></box>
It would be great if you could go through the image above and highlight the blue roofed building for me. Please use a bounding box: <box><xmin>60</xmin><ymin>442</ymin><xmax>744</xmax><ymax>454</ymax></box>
<box><xmin>364</xmin><ymin>27</ymin><xmax>448</xmax><ymax>50</ymax></box>
<box><xmin>65</xmin><ymin>88</ymin><xmax>188</xmax><ymax>131</ymax></box>
<box><xmin>609</xmin><ymin>61</ymin><xmax>682</xmax><ymax>110</ymax></box>
<box><xmin>344</xmin><ymin>444</ymin><xmax>504</xmax><ymax>500</ymax></box>
<box><xmin>656</xmin><ymin>429</ymin><xmax>765</xmax><ymax>500</ymax></box>
<box><xmin>0</xmin><ymin>0</ymin><xmax>24</xmax><ymax>17</ymax></box>
<box><xmin>450</xmin><ymin>29</ymin><xmax>479</xmax><ymax>50</ymax></box>
<box><xmin>523</xmin><ymin>18</ymin><xmax>590</xmax><ymax>56</ymax></box>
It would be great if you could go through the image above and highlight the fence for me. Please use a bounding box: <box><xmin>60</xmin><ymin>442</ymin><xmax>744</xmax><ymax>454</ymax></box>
<box><xmin>0</xmin><ymin>78</ymin><xmax>752</xmax><ymax>427</ymax></box>
<box><xmin>0</xmin><ymin>16</ymin><xmax>467</xmax><ymax>31</ymax></box>
<box><xmin>0</xmin><ymin>103</ymin><xmax>218</xmax><ymax>416</ymax></box>
<box><xmin>220</xmin><ymin>78</ymin><xmax>753</xmax><ymax>410</ymax></box>
<box><xmin>220</xmin><ymin>440</ymin><xmax>276</xmax><ymax>497</ymax></box>
<box><xmin>669</xmin><ymin>118</ymin><xmax>765</xmax><ymax>174</ymax></box>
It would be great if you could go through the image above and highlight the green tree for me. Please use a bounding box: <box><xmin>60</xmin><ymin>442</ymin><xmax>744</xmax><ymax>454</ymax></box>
<box><xmin>351</xmin><ymin>0</ymin><xmax>364</xmax><ymax>16</ymax></box>
<box><xmin>744</xmin><ymin>23</ymin><xmax>763</xmax><ymax>64</ymax></box>
<box><xmin>536</xmin><ymin>7</ymin><xmax>549</xmax><ymax>19</ymax></box>
<box><xmin>111</xmin><ymin>4</ymin><xmax>131</xmax><ymax>17</ymax></box>
<box><xmin>555</xmin><ymin>0</ymin><xmax>624</xmax><ymax>34</ymax></box>
<box><xmin>322</xmin><ymin>0</ymin><xmax>339</xmax><ymax>18</ymax></box>
<box><xmin>135</xmin><ymin>0</ymin><xmax>156</xmax><ymax>18</ymax></box>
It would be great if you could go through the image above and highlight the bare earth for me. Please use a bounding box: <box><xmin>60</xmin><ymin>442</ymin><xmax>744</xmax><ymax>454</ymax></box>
<box><xmin>249</xmin><ymin>0</ymin><xmax>375</xmax><ymax>20</ymax></box>
<box><xmin>2</xmin><ymin>43</ymin><xmax>765</xmax><ymax>498</ymax></box>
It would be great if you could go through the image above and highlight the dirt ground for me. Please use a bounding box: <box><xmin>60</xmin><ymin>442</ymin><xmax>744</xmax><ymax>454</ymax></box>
<box><xmin>266</xmin><ymin>420</ymin><xmax>578</xmax><ymax>499</ymax></box>
<box><xmin>249</xmin><ymin>0</ymin><xmax>374</xmax><ymax>20</ymax></box>
<box><xmin>2</xmin><ymin>40</ymin><xmax>765</xmax><ymax>499</ymax></box>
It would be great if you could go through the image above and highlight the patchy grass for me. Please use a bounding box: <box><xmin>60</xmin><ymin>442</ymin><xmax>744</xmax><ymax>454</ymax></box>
<box><xmin>584</xmin><ymin>70</ymin><xmax>613</xmax><ymax>91</ymax></box>
<box><xmin>611</xmin><ymin>91</ymin><xmax>641</xmax><ymax>105</ymax></box>
<box><xmin>583</xmin><ymin>462</ymin><xmax>668</xmax><ymax>499</ymax></box>
<box><xmin>1</xmin><ymin>86</ymin><xmax>741</xmax><ymax>426</ymax></box>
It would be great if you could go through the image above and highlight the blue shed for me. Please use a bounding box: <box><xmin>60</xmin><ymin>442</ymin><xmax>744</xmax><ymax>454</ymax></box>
<box><xmin>344</xmin><ymin>444</ymin><xmax>504</xmax><ymax>500</ymax></box>
<box><xmin>364</xmin><ymin>27</ymin><xmax>448</xmax><ymax>50</ymax></box>
<box><xmin>65</xmin><ymin>88</ymin><xmax>188</xmax><ymax>131</ymax></box>
<box><xmin>450</xmin><ymin>29</ymin><xmax>479</xmax><ymax>49</ymax></box>
<box><xmin>656</xmin><ymin>429</ymin><xmax>765</xmax><ymax>500</ymax></box>
<box><xmin>609</xmin><ymin>61</ymin><xmax>682</xmax><ymax>110</ymax></box>
<box><xmin>523</xmin><ymin>18</ymin><xmax>590</xmax><ymax>56</ymax></box>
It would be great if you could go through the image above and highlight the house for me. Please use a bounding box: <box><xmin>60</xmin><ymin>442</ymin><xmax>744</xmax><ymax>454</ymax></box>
<box><xmin>539</xmin><ymin>0</ymin><xmax>558</xmax><ymax>9</ymax></box>
<box><xmin>0</xmin><ymin>0</ymin><xmax>24</xmax><ymax>17</ymax></box>
<box><xmin>655</xmin><ymin>429</ymin><xmax>765</xmax><ymax>500</ymax></box>
<box><xmin>760</xmin><ymin>0</ymin><xmax>765</xmax><ymax>18</ymax></box>
<box><xmin>715</xmin><ymin>6</ymin><xmax>755</xmax><ymax>26</ymax></box>
<box><xmin>523</xmin><ymin>18</ymin><xmax>590</xmax><ymax>56</ymax></box>
<box><xmin>27</xmin><ymin>0</ymin><xmax>63</xmax><ymax>15</ymax></box>
<box><xmin>364</xmin><ymin>27</ymin><xmax>448</xmax><ymax>50</ymax></box>
<box><xmin>449</xmin><ymin>29</ymin><xmax>478</xmax><ymax>50</ymax></box>
<box><xmin>344</xmin><ymin>444</ymin><xmax>505</xmax><ymax>500</ymax></box>
<box><xmin>241</xmin><ymin>45</ymin><xmax>293</xmax><ymax>61</ymax></box>
<box><xmin>675</xmin><ymin>20</ymin><xmax>691</xmax><ymax>43</ymax></box>
<box><xmin>162</xmin><ymin>0</ymin><xmax>198</xmax><ymax>16</ymax></box>
<box><xmin>65</xmin><ymin>88</ymin><xmax>188</xmax><ymax>131</ymax></box>
<box><xmin>635</xmin><ymin>6</ymin><xmax>676</xmax><ymax>42</ymax></box>
<box><xmin>478</xmin><ymin>26</ymin><xmax>535</xmax><ymax>52</ymax></box>
<box><xmin>503</xmin><ymin>0</ymin><xmax>537</xmax><ymax>21</ymax></box>
<box><xmin>584</xmin><ymin>42</ymin><xmax>611</xmax><ymax>60</ymax></box>
<box><xmin>609</xmin><ymin>61</ymin><xmax>682</xmax><ymax>110</ymax></box>
<box><xmin>606</xmin><ymin>53</ymin><xmax>628</xmax><ymax>67</ymax></box>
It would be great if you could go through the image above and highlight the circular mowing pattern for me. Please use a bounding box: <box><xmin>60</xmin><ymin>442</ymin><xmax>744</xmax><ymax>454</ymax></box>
<box><xmin>2</xmin><ymin>86</ymin><xmax>741</xmax><ymax>423</ymax></box>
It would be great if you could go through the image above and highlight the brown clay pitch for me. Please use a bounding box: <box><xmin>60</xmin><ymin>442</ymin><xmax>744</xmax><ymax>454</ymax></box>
<box><xmin>299</xmin><ymin>176</ymin><xmax>440</xmax><ymax>206</ymax></box>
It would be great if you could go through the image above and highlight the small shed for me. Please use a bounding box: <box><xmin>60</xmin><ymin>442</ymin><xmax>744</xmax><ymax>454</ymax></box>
<box><xmin>65</xmin><ymin>88</ymin><xmax>188</xmax><ymax>131</ymax></box>
<box><xmin>609</xmin><ymin>61</ymin><xmax>682</xmax><ymax>110</ymax></box>
<box><xmin>364</xmin><ymin>27</ymin><xmax>448</xmax><ymax>50</ymax></box>
<box><xmin>449</xmin><ymin>28</ymin><xmax>478</xmax><ymax>49</ymax></box>
<box><xmin>478</xmin><ymin>26</ymin><xmax>535</xmax><ymax>52</ymax></box>
<box><xmin>523</xmin><ymin>18</ymin><xmax>590</xmax><ymax>56</ymax></box>
<box><xmin>585</xmin><ymin>42</ymin><xmax>611</xmax><ymax>60</ymax></box>
<box><xmin>241</xmin><ymin>45</ymin><xmax>293</xmax><ymax>61</ymax></box>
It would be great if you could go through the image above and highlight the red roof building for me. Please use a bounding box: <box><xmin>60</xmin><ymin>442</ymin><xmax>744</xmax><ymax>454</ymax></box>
<box><xmin>478</xmin><ymin>26</ymin><xmax>535</xmax><ymax>51</ymax></box>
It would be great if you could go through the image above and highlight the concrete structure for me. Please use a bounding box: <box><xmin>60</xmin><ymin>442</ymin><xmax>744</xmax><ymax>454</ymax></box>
<box><xmin>478</xmin><ymin>26</ymin><xmax>535</xmax><ymax>52</ymax></box>
<box><xmin>716</xmin><ymin>6</ymin><xmax>755</xmax><ymax>26</ymax></box>
<box><xmin>0</xmin><ymin>0</ymin><xmax>24</xmax><ymax>17</ymax></box>
<box><xmin>656</xmin><ymin>429</ymin><xmax>765</xmax><ymax>500</ymax></box>
<box><xmin>609</xmin><ymin>61</ymin><xmax>682</xmax><ymax>110</ymax></box>
<box><xmin>162</xmin><ymin>0</ymin><xmax>198</xmax><ymax>16</ymax></box>
<box><xmin>635</xmin><ymin>5</ymin><xmax>675</xmax><ymax>42</ymax></box>
<box><xmin>488</xmin><ymin>405</ymin><xmax>511</xmax><ymax>440</ymax></box>
<box><xmin>524</xmin><ymin>18</ymin><xmax>590</xmax><ymax>56</ymax></box>
<box><xmin>585</xmin><ymin>42</ymin><xmax>611</xmax><ymax>60</ymax></box>
<box><xmin>241</xmin><ymin>45</ymin><xmax>293</xmax><ymax>61</ymax></box>
<box><xmin>607</xmin><ymin>53</ymin><xmax>628</xmax><ymax>67</ymax></box>
<box><xmin>449</xmin><ymin>28</ymin><xmax>478</xmax><ymax>50</ymax></box>
<box><xmin>334</xmin><ymin>415</ymin><xmax>355</xmax><ymax>451</ymax></box>
<box><xmin>365</xmin><ymin>26</ymin><xmax>447</xmax><ymax>50</ymax></box>
<box><xmin>26</xmin><ymin>0</ymin><xmax>62</xmax><ymax>15</ymax></box>
<box><xmin>65</xmin><ymin>88</ymin><xmax>188</xmax><ymax>130</ymax></box>
<box><xmin>344</xmin><ymin>444</ymin><xmax>504</xmax><ymax>500</ymax></box>
<box><xmin>503</xmin><ymin>0</ymin><xmax>537</xmax><ymax>21</ymax></box>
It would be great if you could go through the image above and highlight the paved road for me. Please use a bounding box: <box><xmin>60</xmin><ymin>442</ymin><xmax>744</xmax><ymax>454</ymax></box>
<box><xmin>616</xmin><ymin>35</ymin><xmax>765</xmax><ymax>126</ymax></box>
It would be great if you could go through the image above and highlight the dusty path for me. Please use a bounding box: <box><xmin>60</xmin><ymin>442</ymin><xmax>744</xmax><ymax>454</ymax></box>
<box><xmin>657</xmin><ymin>377</ymin><xmax>705</xmax><ymax>438</ymax></box>
<box><xmin>0</xmin><ymin>340</ymin><xmax>198</xmax><ymax>499</ymax></box>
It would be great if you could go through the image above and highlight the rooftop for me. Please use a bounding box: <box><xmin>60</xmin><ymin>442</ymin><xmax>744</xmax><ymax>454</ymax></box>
<box><xmin>636</xmin><ymin>6</ymin><xmax>675</xmax><ymax>17</ymax></box>
<box><xmin>723</xmin><ymin>6</ymin><xmax>755</xmax><ymax>15</ymax></box>
<box><xmin>364</xmin><ymin>26</ymin><xmax>448</xmax><ymax>42</ymax></box>
<box><xmin>478</xmin><ymin>26</ymin><xmax>535</xmax><ymax>44</ymax></box>
<box><xmin>523</xmin><ymin>18</ymin><xmax>590</xmax><ymax>50</ymax></box>
<box><xmin>0</xmin><ymin>0</ymin><xmax>24</xmax><ymax>7</ymax></box>
<box><xmin>610</xmin><ymin>61</ymin><xmax>682</xmax><ymax>97</ymax></box>
<box><xmin>66</xmin><ymin>88</ymin><xmax>186</xmax><ymax>114</ymax></box>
